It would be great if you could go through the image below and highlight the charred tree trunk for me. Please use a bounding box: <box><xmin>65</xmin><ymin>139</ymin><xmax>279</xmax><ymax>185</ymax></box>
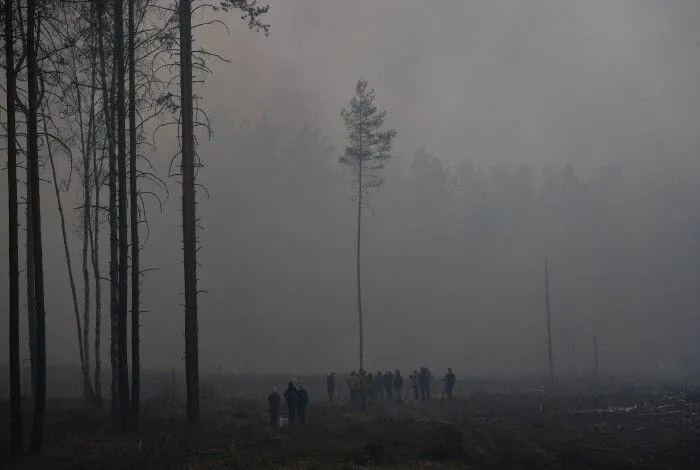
<box><xmin>179</xmin><ymin>0</ymin><xmax>199</xmax><ymax>425</ymax></box>
<box><xmin>128</xmin><ymin>0</ymin><xmax>140</xmax><ymax>426</ymax></box>
<box><xmin>27</xmin><ymin>0</ymin><xmax>47</xmax><ymax>454</ymax></box>
<box><xmin>6</xmin><ymin>0</ymin><xmax>23</xmax><ymax>452</ymax></box>
<box><xmin>114</xmin><ymin>0</ymin><xmax>131</xmax><ymax>429</ymax></box>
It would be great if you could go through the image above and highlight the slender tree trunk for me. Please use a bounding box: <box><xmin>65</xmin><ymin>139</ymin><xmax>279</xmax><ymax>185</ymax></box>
<box><xmin>6</xmin><ymin>0</ymin><xmax>23</xmax><ymax>452</ymax></box>
<box><xmin>114</xmin><ymin>0</ymin><xmax>131</xmax><ymax>429</ymax></box>
<box><xmin>27</xmin><ymin>0</ymin><xmax>47</xmax><ymax>454</ymax></box>
<box><xmin>179</xmin><ymin>0</ymin><xmax>199</xmax><ymax>425</ymax></box>
<box><xmin>81</xmin><ymin>96</ymin><xmax>93</xmax><ymax>405</ymax></box>
<box><xmin>97</xmin><ymin>0</ymin><xmax>119</xmax><ymax>420</ymax></box>
<box><xmin>45</xmin><ymin>114</ymin><xmax>94</xmax><ymax>401</ymax></box>
<box><xmin>88</xmin><ymin>16</ymin><xmax>104</xmax><ymax>404</ymax></box>
<box><xmin>92</xmin><ymin>140</ymin><xmax>103</xmax><ymax>406</ymax></box>
<box><xmin>27</xmin><ymin>163</ymin><xmax>37</xmax><ymax>397</ymax></box>
<box><xmin>356</xmin><ymin>160</ymin><xmax>363</xmax><ymax>372</ymax></box>
<box><xmin>544</xmin><ymin>257</ymin><xmax>554</xmax><ymax>382</ymax></box>
<box><xmin>128</xmin><ymin>0</ymin><xmax>140</xmax><ymax>427</ymax></box>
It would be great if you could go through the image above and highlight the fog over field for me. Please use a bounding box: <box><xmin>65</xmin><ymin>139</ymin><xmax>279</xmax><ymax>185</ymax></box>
<box><xmin>3</xmin><ymin>0</ymin><xmax>700</xmax><ymax>378</ymax></box>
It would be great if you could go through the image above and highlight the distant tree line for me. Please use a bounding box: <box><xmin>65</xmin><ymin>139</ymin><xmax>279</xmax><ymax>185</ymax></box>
<box><xmin>203</xmin><ymin>112</ymin><xmax>700</xmax><ymax>377</ymax></box>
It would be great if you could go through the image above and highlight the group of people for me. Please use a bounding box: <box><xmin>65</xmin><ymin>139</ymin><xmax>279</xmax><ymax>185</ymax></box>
<box><xmin>344</xmin><ymin>369</ymin><xmax>405</xmax><ymax>409</ymax></box>
<box><xmin>337</xmin><ymin>367</ymin><xmax>457</xmax><ymax>409</ymax></box>
<box><xmin>266</xmin><ymin>368</ymin><xmax>458</xmax><ymax>426</ymax></box>
<box><xmin>267</xmin><ymin>382</ymin><xmax>310</xmax><ymax>426</ymax></box>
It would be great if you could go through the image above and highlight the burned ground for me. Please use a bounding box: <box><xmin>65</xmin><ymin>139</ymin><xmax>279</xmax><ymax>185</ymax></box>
<box><xmin>2</xmin><ymin>383</ymin><xmax>699</xmax><ymax>469</ymax></box>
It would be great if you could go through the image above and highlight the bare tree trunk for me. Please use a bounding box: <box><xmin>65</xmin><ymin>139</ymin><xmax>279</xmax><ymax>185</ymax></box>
<box><xmin>544</xmin><ymin>257</ymin><xmax>554</xmax><ymax>382</ymax></box>
<box><xmin>356</xmin><ymin>159</ymin><xmax>363</xmax><ymax>372</ymax></box>
<box><xmin>179</xmin><ymin>0</ymin><xmax>199</xmax><ymax>425</ymax></box>
<box><xmin>128</xmin><ymin>0</ymin><xmax>140</xmax><ymax>427</ymax></box>
<box><xmin>27</xmin><ymin>0</ymin><xmax>47</xmax><ymax>454</ymax></box>
<box><xmin>114</xmin><ymin>0</ymin><xmax>131</xmax><ymax>430</ymax></box>
<box><xmin>6</xmin><ymin>0</ymin><xmax>23</xmax><ymax>452</ymax></box>
<box><xmin>97</xmin><ymin>0</ymin><xmax>119</xmax><ymax>420</ymax></box>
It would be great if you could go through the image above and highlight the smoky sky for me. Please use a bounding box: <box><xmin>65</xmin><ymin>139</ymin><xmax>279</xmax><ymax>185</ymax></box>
<box><xmin>3</xmin><ymin>0</ymin><xmax>700</xmax><ymax>379</ymax></box>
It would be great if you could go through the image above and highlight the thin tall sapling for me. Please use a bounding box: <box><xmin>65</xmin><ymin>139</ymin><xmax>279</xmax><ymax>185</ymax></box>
<box><xmin>339</xmin><ymin>78</ymin><xmax>396</xmax><ymax>371</ymax></box>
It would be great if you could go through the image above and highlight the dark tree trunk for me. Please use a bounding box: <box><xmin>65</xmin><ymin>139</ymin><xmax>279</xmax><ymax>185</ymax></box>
<box><xmin>128</xmin><ymin>0</ymin><xmax>140</xmax><ymax>427</ymax></box>
<box><xmin>27</xmin><ymin>161</ymin><xmax>37</xmax><ymax>398</ymax></box>
<box><xmin>114</xmin><ymin>0</ymin><xmax>131</xmax><ymax>429</ymax></box>
<box><xmin>6</xmin><ymin>0</ymin><xmax>22</xmax><ymax>453</ymax></box>
<box><xmin>27</xmin><ymin>0</ymin><xmax>47</xmax><ymax>454</ymax></box>
<box><xmin>179</xmin><ymin>0</ymin><xmax>199</xmax><ymax>425</ymax></box>
<box><xmin>97</xmin><ymin>0</ymin><xmax>119</xmax><ymax>420</ymax></box>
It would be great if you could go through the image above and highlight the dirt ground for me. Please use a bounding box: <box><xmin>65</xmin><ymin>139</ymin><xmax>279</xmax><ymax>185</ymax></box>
<box><xmin>1</xmin><ymin>390</ymin><xmax>699</xmax><ymax>469</ymax></box>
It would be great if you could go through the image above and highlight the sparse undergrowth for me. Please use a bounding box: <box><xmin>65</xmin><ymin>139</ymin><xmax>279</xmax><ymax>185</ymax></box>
<box><xmin>1</xmin><ymin>392</ymin><xmax>699</xmax><ymax>469</ymax></box>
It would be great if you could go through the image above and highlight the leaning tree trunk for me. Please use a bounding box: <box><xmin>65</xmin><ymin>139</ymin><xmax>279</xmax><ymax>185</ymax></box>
<box><xmin>6</xmin><ymin>0</ymin><xmax>23</xmax><ymax>452</ymax></box>
<box><xmin>128</xmin><ymin>0</ymin><xmax>140</xmax><ymax>426</ymax></box>
<box><xmin>45</xmin><ymin>114</ymin><xmax>94</xmax><ymax>402</ymax></box>
<box><xmin>179</xmin><ymin>0</ymin><xmax>199</xmax><ymax>425</ymax></box>
<box><xmin>82</xmin><ymin>38</ymin><xmax>100</xmax><ymax>406</ymax></box>
<box><xmin>27</xmin><ymin>0</ymin><xmax>47</xmax><ymax>454</ymax></box>
<box><xmin>114</xmin><ymin>0</ymin><xmax>131</xmax><ymax>430</ymax></box>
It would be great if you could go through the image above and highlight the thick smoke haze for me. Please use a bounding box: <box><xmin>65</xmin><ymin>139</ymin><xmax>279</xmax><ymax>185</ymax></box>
<box><xmin>3</xmin><ymin>0</ymin><xmax>700</xmax><ymax>379</ymax></box>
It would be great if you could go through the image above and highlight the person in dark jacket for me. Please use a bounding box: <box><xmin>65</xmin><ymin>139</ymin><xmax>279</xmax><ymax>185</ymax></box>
<box><xmin>374</xmin><ymin>371</ymin><xmax>384</xmax><ymax>403</ymax></box>
<box><xmin>394</xmin><ymin>369</ymin><xmax>404</xmax><ymax>402</ymax></box>
<box><xmin>326</xmin><ymin>372</ymin><xmax>336</xmax><ymax>404</ymax></box>
<box><xmin>384</xmin><ymin>370</ymin><xmax>394</xmax><ymax>401</ymax></box>
<box><xmin>297</xmin><ymin>385</ymin><xmax>309</xmax><ymax>424</ymax></box>
<box><xmin>284</xmin><ymin>382</ymin><xmax>297</xmax><ymax>423</ymax></box>
<box><xmin>419</xmin><ymin>367</ymin><xmax>431</xmax><ymax>401</ymax></box>
<box><xmin>410</xmin><ymin>370</ymin><xmax>420</xmax><ymax>400</ymax></box>
<box><xmin>268</xmin><ymin>387</ymin><xmax>282</xmax><ymax>425</ymax></box>
<box><xmin>444</xmin><ymin>368</ymin><xmax>456</xmax><ymax>400</ymax></box>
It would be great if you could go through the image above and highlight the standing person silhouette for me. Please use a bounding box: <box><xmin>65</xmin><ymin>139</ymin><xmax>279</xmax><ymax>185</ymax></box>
<box><xmin>284</xmin><ymin>382</ymin><xmax>298</xmax><ymax>424</ymax></box>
